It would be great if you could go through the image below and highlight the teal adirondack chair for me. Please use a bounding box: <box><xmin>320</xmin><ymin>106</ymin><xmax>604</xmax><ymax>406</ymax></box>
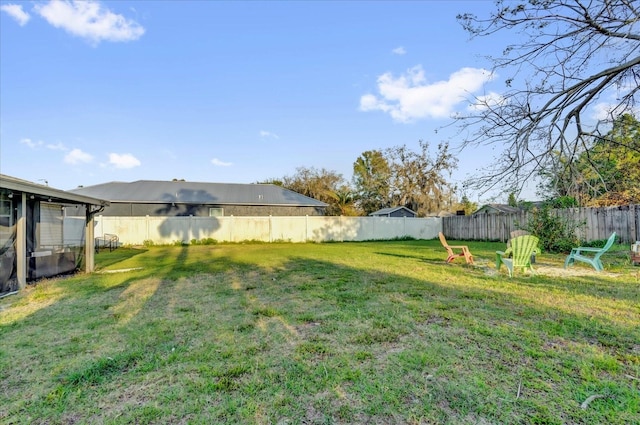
<box><xmin>564</xmin><ymin>232</ymin><xmax>617</xmax><ymax>272</ymax></box>
<box><xmin>496</xmin><ymin>235</ymin><xmax>540</xmax><ymax>277</ymax></box>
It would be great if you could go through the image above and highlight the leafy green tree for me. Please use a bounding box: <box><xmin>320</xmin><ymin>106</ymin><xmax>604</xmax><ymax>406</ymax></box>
<box><xmin>584</xmin><ymin>114</ymin><xmax>640</xmax><ymax>205</ymax></box>
<box><xmin>545</xmin><ymin>196</ymin><xmax>578</xmax><ymax>209</ymax></box>
<box><xmin>538</xmin><ymin>114</ymin><xmax>640</xmax><ymax>206</ymax></box>
<box><xmin>450</xmin><ymin>194</ymin><xmax>478</xmax><ymax>215</ymax></box>
<box><xmin>461</xmin><ymin>195</ymin><xmax>478</xmax><ymax>215</ymax></box>
<box><xmin>258</xmin><ymin>178</ymin><xmax>284</xmax><ymax>187</ymax></box>
<box><xmin>272</xmin><ymin>167</ymin><xmax>349</xmax><ymax>216</ymax></box>
<box><xmin>352</xmin><ymin>150</ymin><xmax>391</xmax><ymax>215</ymax></box>
<box><xmin>328</xmin><ymin>185</ymin><xmax>359</xmax><ymax>216</ymax></box>
<box><xmin>385</xmin><ymin>140</ymin><xmax>458</xmax><ymax>216</ymax></box>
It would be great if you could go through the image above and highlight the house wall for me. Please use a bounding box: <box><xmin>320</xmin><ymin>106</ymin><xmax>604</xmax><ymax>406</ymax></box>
<box><xmin>91</xmin><ymin>215</ymin><xmax>442</xmax><ymax>244</ymax></box>
<box><xmin>389</xmin><ymin>210</ymin><xmax>415</xmax><ymax>218</ymax></box>
<box><xmin>474</xmin><ymin>206</ymin><xmax>499</xmax><ymax>214</ymax></box>
<box><xmin>92</xmin><ymin>203</ymin><xmax>325</xmax><ymax>217</ymax></box>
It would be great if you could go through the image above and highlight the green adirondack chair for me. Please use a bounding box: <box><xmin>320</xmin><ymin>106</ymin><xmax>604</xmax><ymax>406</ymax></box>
<box><xmin>496</xmin><ymin>235</ymin><xmax>540</xmax><ymax>277</ymax></box>
<box><xmin>564</xmin><ymin>232</ymin><xmax>617</xmax><ymax>272</ymax></box>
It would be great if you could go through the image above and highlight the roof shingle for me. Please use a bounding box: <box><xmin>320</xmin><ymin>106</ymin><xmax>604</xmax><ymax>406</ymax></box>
<box><xmin>70</xmin><ymin>180</ymin><xmax>327</xmax><ymax>207</ymax></box>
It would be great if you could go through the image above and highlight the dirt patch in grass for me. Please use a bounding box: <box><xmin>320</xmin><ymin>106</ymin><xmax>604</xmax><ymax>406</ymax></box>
<box><xmin>533</xmin><ymin>263</ymin><xmax>625</xmax><ymax>278</ymax></box>
<box><xmin>473</xmin><ymin>257</ymin><xmax>629</xmax><ymax>279</ymax></box>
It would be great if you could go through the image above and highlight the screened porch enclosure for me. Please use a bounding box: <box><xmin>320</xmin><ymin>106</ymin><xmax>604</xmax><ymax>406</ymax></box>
<box><xmin>1</xmin><ymin>194</ymin><xmax>87</xmax><ymax>294</ymax></box>
<box><xmin>0</xmin><ymin>175</ymin><xmax>109</xmax><ymax>296</ymax></box>
<box><xmin>27</xmin><ymin>202</ymin><xmax>86</xmax><ymax>281</ymax></box>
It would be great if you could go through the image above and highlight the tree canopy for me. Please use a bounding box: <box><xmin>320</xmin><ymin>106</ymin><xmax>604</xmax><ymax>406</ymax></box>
<box><xmin>271</xmin><ymin>142</ymin><xmax>459</xmax><ymax>217</ymax></box>
<box><xmin>385</xmin><ymin>141</ymin><xmax>457</xmax><ymax>216</ymax></box>
<box><xmin>351</xmin><ymin>142</ymin><xmax>458</xmax><ymax>216</ymax></box>
<box><xmin>538</xmin><ymin>113</ymin><xmax>640</xmax><ymax>205</ymax></box>
<box><xmin>456</xmin><ymin>0</ymin><xmax>640</xmax><ymax>197</ymax></box>
<box><xmin>265</xmin><ymin>167</ymin><xmax>354</xmax><ymax>216</ymax></box>
<box><xmin>352</xmin><ymin>150</ymin><xmax>391</xmax><ymax>215</ymax></box>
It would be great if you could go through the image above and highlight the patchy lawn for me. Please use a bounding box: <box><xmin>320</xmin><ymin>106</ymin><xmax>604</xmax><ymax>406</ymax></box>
<box><xmin>1</xmin><ymin>240</ymin><xmax>638</xmax><ymax>424</ymax></box>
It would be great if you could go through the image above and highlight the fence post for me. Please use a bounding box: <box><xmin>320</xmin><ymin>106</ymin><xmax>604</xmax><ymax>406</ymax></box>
<box><xmin>403</xmin><ymin>216</ymin><xmax>407</xmax><ymax>237</ymax></box>
<box><xmin>632</xmin><ymin>205</ymin><xmax>639</xmax><ymax>243</ymax></box>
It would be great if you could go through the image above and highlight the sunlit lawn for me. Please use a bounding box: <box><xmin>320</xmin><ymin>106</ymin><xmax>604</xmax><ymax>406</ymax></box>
<box><xmin>1</xmin><ymin>239</ymin><xmax>638</xmax><ymax>424</ymax></box>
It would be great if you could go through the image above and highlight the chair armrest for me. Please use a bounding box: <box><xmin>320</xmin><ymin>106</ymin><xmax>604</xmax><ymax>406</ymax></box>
<box><xmin>573</xmin><ymin>247</ymin><xmax>603</xmax><ymax>254</ymax></box>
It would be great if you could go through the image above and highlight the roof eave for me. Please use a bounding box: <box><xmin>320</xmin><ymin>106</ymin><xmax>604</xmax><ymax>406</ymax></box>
<box><xmin>105</xmin><ymin>200</ymin><xmax>328</xmax><ymax>207</ymax></box>
<box><xmin>1</xmin><ymin>174</ymin><xmax>110</xmax><ymax>207</ymax></box>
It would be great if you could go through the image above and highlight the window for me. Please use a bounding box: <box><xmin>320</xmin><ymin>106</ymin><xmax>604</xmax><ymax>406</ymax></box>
<box><xmin>0</xmin><ymin>195</ymin><xmax>13</xmax><ymax>247</ymax></box>
<box><xmin>38</xmin><ymin>203</ymin><xmax>63</xmax><ymax>248</ymax></box>
<box><xmin>209</xmin><ymin>207</ymin><xmax>224</xmax><ymax>217</ymax></box>
<box><xmin>0</xmin><ymin>196</ymin><xmax>12</xmax><ymax>228</ymax></box>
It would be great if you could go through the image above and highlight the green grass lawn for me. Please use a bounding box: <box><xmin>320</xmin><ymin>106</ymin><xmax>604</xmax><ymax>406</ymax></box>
<box><xmin>1</xmin><ymin>239</ymin><xmax>638</xmax><ymax>424</ymax></box>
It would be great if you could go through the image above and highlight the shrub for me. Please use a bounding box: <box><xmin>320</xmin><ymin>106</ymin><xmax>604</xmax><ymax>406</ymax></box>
<box><xmin>524</xmin><ymin>205</ymin><xmax>583</xmax><ymax>253</ymax></box>
<box><xmin>190</xmin><ymin>238</ymin><xmax>218</xmax><ymax>245</ymax></box>
<box><xmin>580</xmin><ymin>236</ymin><xmax>619</xmax><ymax>248</ymax></box>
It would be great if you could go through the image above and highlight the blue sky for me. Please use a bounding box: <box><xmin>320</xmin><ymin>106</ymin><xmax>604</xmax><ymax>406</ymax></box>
<box><xmin>2</xmin><ymin>0</ymin><xmax>516</xmax><ymax>201</ymax></box>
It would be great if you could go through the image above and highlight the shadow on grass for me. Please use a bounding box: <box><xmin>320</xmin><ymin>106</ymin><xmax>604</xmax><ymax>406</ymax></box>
<box><xmin>94</xmin><ymin>248</ymin><xmax>148</xmax><ymax>270</ymax></box>
<box><xmin>1</xmin><ymin>242</ymin><xmax>638</xmax><ymax>424</ymax></box>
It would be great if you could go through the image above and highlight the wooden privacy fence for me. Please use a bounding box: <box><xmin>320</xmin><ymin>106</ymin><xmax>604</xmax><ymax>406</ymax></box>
<box><xmin>443</xmin><ymin>204</ymin><xmax>640</xmax><ymax>244</ymax></box>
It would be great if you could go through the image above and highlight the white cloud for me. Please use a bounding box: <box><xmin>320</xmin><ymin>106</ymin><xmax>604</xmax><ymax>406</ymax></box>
<box><xmin>46</xmin><ymin>142</ymin><xmax>67</xmax><ymax>151</ymax></box>
<box><xmin>34</xmin><ymin>0</ymin><xmax>145</xmax><ymax>45</ymax></box>
<box><xmin>211</xmin><ymin>158</ymin><xmax>232</xmax><ymax>167</ymax></box>
<box><xmin>1</xmin><ymin>4</ymin><xmax>31</xmax><ymax>26</ymax></box>
<box><xmin>359</xmin><ymin>94</ymin><xmax>393</xmax><ymax>113</ymax></box>
<box><xmin>360</xmin><ymin>65</ymin><xmax>494</xmax><ymax>122</ymax></box>
<box><xmin>259</xmin><ymin>130</ymin><xmax>279</xmax><ymax>139</ymax></box>
<box><xmin>591</xmin><ymin>102</ymin><xmax>613</xmax><ymax>121</ymax></box>
<box><xmin>392</xmin><ymin>46</ymin><xmax>406</xmax><ymax>55</ymax></box>
<box><xmin>468</xmin><ymin>92</ymin><xmax>506</xmax><ymax>112</ymax></box>
<box><xmin>64</xmin><ymin>148</ymin><xmax>93</xmax><ymax>164</ymax></box>
<box><xmin>20</xmin><ymin>138</ymin><xmax>43</xmax><ymax>148</ymax></box>
<box><xmin>588</xmin><ymin>83</ymin><xmax>640</xmax><ymax>121</ymax></box>
<box><xmin>109</xmin><ymin>153</ymin><xmax>140</xmax><ymax>169</ymax></box>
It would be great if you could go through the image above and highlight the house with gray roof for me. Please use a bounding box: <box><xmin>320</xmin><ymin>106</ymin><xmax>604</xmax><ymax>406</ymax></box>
<box><xmin>473</xmin><ymin>204</ymin><xmax>522</xmax><ymax>215</ymax></box>
<box><xmin>70</xmin><ymin>180</ymin><xmax>328</xmax><ymax>217</ymax></box>
<box><xmin>473</xmin><ymin>202</ymin><xmax>545</xmax><ymax>215</ymax></box>
<box><xmin>369</xmin><ymin>206</ymin><xmax>417</xmax><ymax>218</ymax></box>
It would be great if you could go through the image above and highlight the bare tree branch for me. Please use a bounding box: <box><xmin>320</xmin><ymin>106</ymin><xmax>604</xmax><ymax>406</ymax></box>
<box><xmin>456</xmin><ymin>0</ymin><xmax>640</xmax><ymax>197</ymax></box>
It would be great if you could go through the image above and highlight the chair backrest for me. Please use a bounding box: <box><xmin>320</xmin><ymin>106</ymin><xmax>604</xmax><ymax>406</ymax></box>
<box><xmin>438</xmin><ymin>232</ymin><xmax>449</xmax><ymax>247</ymax></box>
<box><xmin>510</xmin><ymin>235</ymin><xmax>539</xmax><ymax>266</ymax></box>
<box><xmin>597</xmin><ymin>232</ymin><xmax>617</xmax><ymax>254</ymax></box>
<box><xmin>507</xmin><ymin>230</ymin><xmax>530</xmax><ymax>249</ymax></box>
